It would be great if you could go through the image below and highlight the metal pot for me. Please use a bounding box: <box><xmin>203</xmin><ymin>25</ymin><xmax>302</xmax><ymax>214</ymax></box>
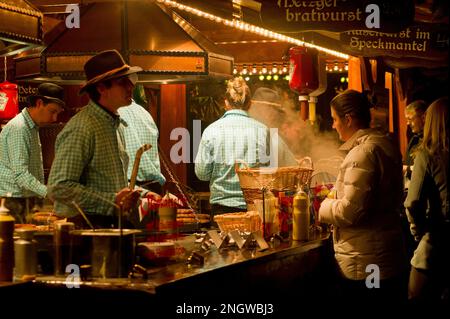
<box><xmin>70</xmin><ymin>229</ymin><xmax>141</xmax><ymax>278</ymax></box>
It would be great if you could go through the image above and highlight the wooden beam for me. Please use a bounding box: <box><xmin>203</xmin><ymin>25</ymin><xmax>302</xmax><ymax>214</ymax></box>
<box><xmin>160</xmin><ymin>84</ymin><xmax>187</xmax><ymax>187</ymax></box>
<box><xmin>348</xmin><ymin>56</ymin><xmax>362</xmax><ymax>92</ymax></box>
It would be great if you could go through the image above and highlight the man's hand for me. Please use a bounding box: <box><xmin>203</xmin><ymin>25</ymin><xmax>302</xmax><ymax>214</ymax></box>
<box><xmin>115</xmin><ymin>188</ymin><xmax>141</xmax><ymax>212</ymax></box>
<box><xmin>136</xmin><ymin>187</ymin><xmax>162</xmax><ymax>201</ymax></box>
<box><xmin>143</xmin><ymin>191</ymin><xmax>161</xmax><ymax>201</ymax></box>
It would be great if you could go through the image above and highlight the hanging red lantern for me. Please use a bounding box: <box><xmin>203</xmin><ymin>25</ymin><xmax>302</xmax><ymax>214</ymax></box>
<box><xmin>0</xmin><ymin>81</ymin><xmax>19</xmax><ymax>120</ymax></box>
<box><xmin>288</xmin><ymin>46</ymin><xmax>319</xmax><ymax>96</ymax></box>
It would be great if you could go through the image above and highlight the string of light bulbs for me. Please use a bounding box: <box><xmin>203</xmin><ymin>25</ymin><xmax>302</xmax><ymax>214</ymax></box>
<box><xmin>158</xmin><ymin>0</ymin><xmax>349</xmax><ymax>60</ymax></box>
<box><xmin>233</xmin><ymin>61</ymin><xmax>348</xmax><ymax>76</ymax></box>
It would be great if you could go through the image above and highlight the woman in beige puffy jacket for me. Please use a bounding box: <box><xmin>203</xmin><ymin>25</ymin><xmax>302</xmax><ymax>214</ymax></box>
<box><xmin>319</xmin><ymin>90</ymin><xmax>408</xmax><ymax>305</ymax></box>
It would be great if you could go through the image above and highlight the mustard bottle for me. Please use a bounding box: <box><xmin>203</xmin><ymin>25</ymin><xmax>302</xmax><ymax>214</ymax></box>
<box><xmin>0</xmin><ymin>198</ymin><xmax>15</xmax><ymax>281</ymax></box>
<box><xmin>292</xmin><ymin>187</ymin><xmax>310</xmax><ymax>241</ymax></box>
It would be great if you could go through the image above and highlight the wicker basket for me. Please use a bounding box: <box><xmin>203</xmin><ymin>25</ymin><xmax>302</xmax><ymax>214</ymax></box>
<box><xmin>313</xmin><ymin>156</ymin><xmax>343</xmax><ymax>179</ymax></box>
<box><xmin>214</xmin><ymin>211</ymin><xmax>261</xmax><ymax>233</ymax></box>
<box><xmin>235</xmin><ymin>157</ymin><xmax>314</xmax><ymax>206</ymax></box>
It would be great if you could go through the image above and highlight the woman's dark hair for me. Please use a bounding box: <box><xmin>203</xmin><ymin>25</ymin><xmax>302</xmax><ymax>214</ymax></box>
<box><xmin>330</xmin><ymin>89</ymin><xmax>373</xmax><ymax>128</ymax></box>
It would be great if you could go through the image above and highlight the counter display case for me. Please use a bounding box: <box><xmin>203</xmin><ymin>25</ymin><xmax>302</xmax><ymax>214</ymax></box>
<box><xmin>1</xmin><ymin>231</ymin><xmax>335</xmax><ymax>316</ymax></box>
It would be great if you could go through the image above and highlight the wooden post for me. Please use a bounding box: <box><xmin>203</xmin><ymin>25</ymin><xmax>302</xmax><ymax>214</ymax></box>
<box><xmin>160</xmin><ymin>84</ymin><xmax>187</xmax><ymax>186</ymax></box>
<box><xmin>348</xmin><ymin>56</ymin><xmax>362</xmax><ymax>92</ymax></box>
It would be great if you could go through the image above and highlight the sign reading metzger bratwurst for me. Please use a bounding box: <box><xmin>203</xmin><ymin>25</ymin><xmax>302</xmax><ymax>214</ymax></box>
<box><xmin>260</xmin><ymin>0</ymin><xmax>414</xmax><ymax>33</ymax></box>
<box><xmin>340</xmin><ymin>24</ymin><xmax>449</xmax><ymax>58</ymax></box>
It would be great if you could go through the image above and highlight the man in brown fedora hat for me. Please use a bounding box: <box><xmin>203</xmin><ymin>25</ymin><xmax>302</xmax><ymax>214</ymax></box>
<box><xmin>0</xmin><ymin>82</ymin><xmax>65</xmax><ymax>223</ymax></box>
<box><xmin>49</xmin><ymin>50</ymin><xmax>159</xmax><ymax>228</ymax></box>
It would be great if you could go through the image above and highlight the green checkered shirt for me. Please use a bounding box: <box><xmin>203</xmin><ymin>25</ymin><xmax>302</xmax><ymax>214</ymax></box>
<box><xmin>118</xmin><ymin>101</ymin><xmax>165</xmax><ymax>185</ymax></box>
<box><xmin>48</xmin><ymin>101</ymin><xmax>129</xmax><ymax>217</ymax></box>
<box><xmin>0</xmin><ymin>108</ymin><xmax>46</xmax><ymax>198</ymax></box>
<box><xmin>195</xmin><ymin>109</ymin><xmax>271</xmax><ymax>209</ymax></box>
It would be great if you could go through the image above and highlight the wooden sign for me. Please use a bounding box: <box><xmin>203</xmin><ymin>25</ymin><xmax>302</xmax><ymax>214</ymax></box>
<box><xmin>340</xmin><ymin>23</ymin><xmax>449</xmax><ymax>59</ymax></box>
<box><xmin>260</xmin><ymin>0</ymin><xmax>414</xmax><ymax>33</ymax></box>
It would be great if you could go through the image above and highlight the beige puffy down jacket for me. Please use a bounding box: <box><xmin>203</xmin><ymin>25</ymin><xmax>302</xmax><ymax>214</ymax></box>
<box><xmin>319</xmin><ymin>129</ymin><xmax>407</xmax><ymax>280</ymax></box>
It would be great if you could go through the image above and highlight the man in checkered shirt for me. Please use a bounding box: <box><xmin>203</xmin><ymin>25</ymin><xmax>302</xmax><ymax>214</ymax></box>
<box><xmin>48</xmin><ymin>50</ymin><xmax>158</xmax><ymax>228</ymax></box>
<box><xmin>0</xmin><ymin>83</ymin><xmax>65</xmax><ymax>223</ymax></box>
<box><xmin>195</xmin><ymin>78</ymin><xmax>275</xmax><ymax>215</ymax></box>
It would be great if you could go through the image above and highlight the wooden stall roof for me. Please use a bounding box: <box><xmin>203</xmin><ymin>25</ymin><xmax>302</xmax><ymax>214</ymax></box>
<box><xmin>170</xmin><ymin>0</ymin><xmax>448</xmax><ymax>69</ymax></box>
<box><xmin>0</xmin><ymin>0</ymin><xmax>43</xmax><ymax>56</ymax></box>
<box><xmin>12</xmin><ymin>0</ymin><xmax>235</xmax><ymax>83</ymax></box>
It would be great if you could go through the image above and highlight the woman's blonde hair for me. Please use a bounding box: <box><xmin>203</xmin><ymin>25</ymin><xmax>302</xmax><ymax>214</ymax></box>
<box><xmin>421</xmin><ymin>97</ymin><xmax>448</xmax><ymax>155</ymax></box>
<box><xmin>225</xmin><ymin>77</ymin><xmax>251</xmax><ymax>110</ymax></box>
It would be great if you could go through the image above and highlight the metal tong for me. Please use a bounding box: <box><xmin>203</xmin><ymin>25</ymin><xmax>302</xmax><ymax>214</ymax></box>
<box><xmin>129</xmin><ymin>144</ymin><xmax>152</xmax><ymax>190</ymax></box>
<box><xmin>72</xmin><ymin>200</ymin><xmax>95</xmax><ymax>230</ymax></box>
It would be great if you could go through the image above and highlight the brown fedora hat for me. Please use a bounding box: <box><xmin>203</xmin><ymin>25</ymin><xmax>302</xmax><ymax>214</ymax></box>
<box><xmin>79</xmin><ymin>49</ymin><xmax>142</xmax><ymax>94</ymax></box>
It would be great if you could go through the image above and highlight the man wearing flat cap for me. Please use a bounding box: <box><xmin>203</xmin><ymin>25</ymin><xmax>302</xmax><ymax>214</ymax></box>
<box><xmin>0</xmin><ymin>83</ymin><xmax>65</xmax><ymax>223</ymax></box>
<box><xmin>48</xmin><ymin>50</ymin><xmax>158</xmax><ymax>228</ymax></box>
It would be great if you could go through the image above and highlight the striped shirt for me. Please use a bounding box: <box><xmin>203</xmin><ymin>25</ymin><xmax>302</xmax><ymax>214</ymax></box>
<box><xmin>118</xmin><ymin>101</ymin><xmax>165</xmax><ymax>185</ymax></box>
<box><xmin>48</xmin><ymin>101</ymin><xmax>129</xmax><ymax>217</ymax></box>
<box><xmin>195</xmin><ymin>109</ymin><xmax>271</xmax><ymax>209</ymax></box>
<box><xmin>0</xmin><ymin>108</ymin><xmax>46</xmax><ymax>198</ymax></box>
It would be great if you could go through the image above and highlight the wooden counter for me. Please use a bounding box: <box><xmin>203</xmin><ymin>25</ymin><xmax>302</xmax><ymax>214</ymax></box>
<box><xmin>1</xmin><ymin>231</ymin><xmax>336</xmax><ymax>317</ymax></box>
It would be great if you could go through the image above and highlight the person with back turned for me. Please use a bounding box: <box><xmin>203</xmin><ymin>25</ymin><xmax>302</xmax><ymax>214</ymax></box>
<box><xmin>117</xmin><ymin>86</ymin><xmax>165</xmax><ymax>195</ymax></box>
<box><xmin>48</xmin><ymin>50</ymin><xmax>159</xmax><ymax>228</ymax></box>
<box><xmin>0</xmin><ymin>83</ymin><xmax>65</xmax><ymax>223</ymax></box>
<box><xmin>195</xmin><ymin>77</ymin><xmax>272</xmax><ymax>215</ymax></box>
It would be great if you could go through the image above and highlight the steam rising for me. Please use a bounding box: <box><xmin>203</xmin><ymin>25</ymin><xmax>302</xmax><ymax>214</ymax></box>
<box><xmin>248</xmin><ymin>100</ymin><xmax>342</xmax><ymax>167</ymax></box>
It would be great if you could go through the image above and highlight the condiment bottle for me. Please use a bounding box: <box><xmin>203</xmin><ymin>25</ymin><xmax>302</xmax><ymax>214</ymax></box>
<box><xmin>0</xmin><ymin>198</ymin><xmax>15</xmax><ymax>281</ymax></box>
<box><xmin>14</xmin><ymin>229</ymin><xmax>37</xmax><ymax>280</ymax></box>
<box><xmin>292</xmin><ymin>187</ymin><xmax>310</xmax><ymax>241</ymax></box>
<box><xmin>259</xmin><ymin>191</ymin><xmax>277</xmax><ymax>239</ymax></box>
<box><xmin>278</xmin><ymin>192</ymin><xmax>293</xmax><ymax>239</ymax></box>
